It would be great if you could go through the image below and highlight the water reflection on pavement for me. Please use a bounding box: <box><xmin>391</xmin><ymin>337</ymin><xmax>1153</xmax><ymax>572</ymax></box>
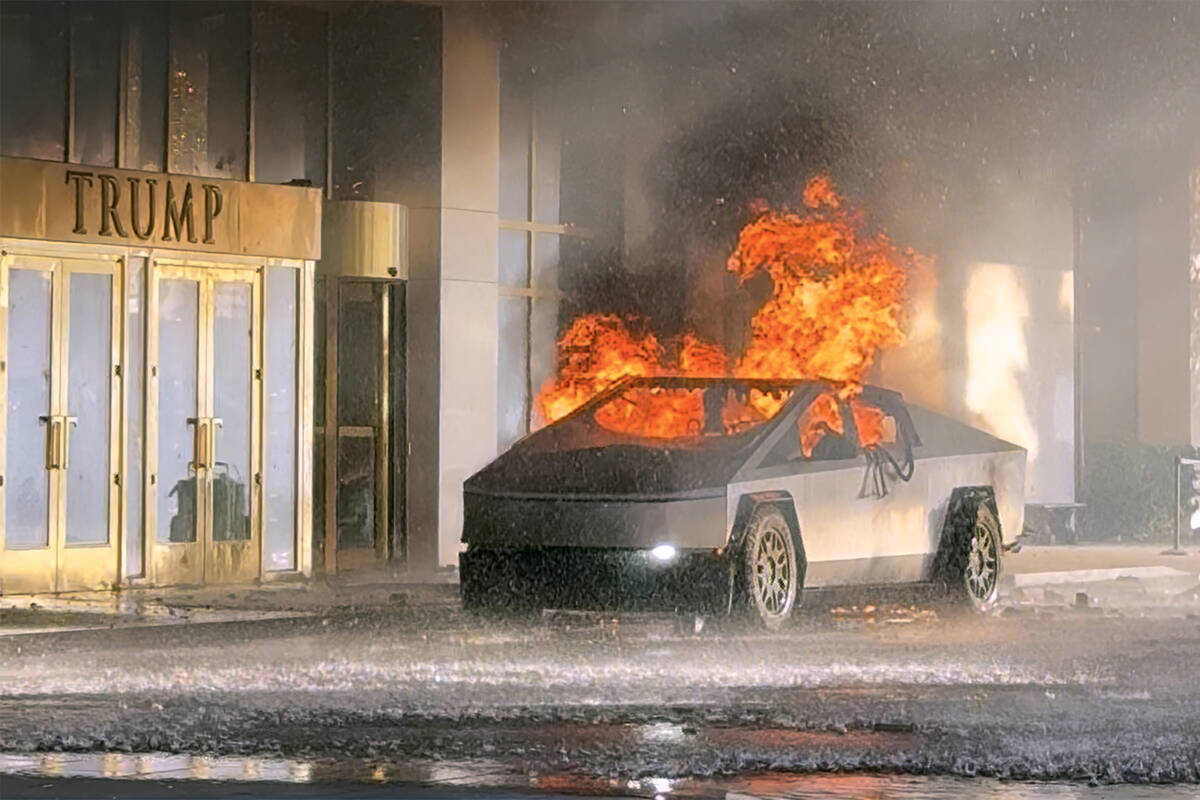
<box><xmin>2</xmin><ymin>753</ymin><xmax>1196</xmax><ymax>799</ymax></box>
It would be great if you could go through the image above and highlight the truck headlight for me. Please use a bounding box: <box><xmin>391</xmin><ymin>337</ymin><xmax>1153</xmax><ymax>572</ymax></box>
<box><xmin>650</xmin><ymin>544</ymin><xmax>677</xmax><ymax>562</ymax></box>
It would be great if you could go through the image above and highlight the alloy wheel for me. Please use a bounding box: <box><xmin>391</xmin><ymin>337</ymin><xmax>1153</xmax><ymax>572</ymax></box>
<box><xmin>753</xmin><ymin>526</ymin><xmax>793</xmax><ymax>616</ymax></box>
<box><xmin>964</xmin><ymin>506</ymin><xmax>1000</xmax><ymax>603</ymax></box>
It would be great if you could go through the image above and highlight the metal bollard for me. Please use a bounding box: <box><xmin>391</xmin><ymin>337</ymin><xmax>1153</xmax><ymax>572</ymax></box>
<box><xmin>1166</xmin><ymin>456</ymin><xmax>1200</xmax><ymax>556</ymax></box>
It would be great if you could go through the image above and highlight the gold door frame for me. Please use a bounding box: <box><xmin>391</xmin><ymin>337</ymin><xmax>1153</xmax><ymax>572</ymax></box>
<box><xmin>57</xmin><ymin>257</ymin><xmax>123</xmax><ymax>592</ymax></box>
<box><xmin>148</xmin><ymin>259</ymin><xmax>262</xmax><ymax>587</ymax></box>
<box><xmin>146</xmin><ymin>263</ymin><xmax>206</xmax><ymax>586</ymax></box>
<box><xmin>1</xmin><ymin>237</ymin><xmax>316</xmax><ymax>594</ymax></box>
<box><xmin>0</xmin><ymin>253</ymin><xmax>58</xmax><ymax>593</ymax></box>
<box><xmin>0</xmin><ymin>251</ymin><xmax>121</xmax><ymax>594</ymax></box>
<box><xmin>204</xmin><ymin>269</ymin><xmax>262</xmax><ymax>585</ymax></box>
<box><xmin>319</xmin><ymin>278</ymin><xmax>392</xmax><ymax>574</ymax></box>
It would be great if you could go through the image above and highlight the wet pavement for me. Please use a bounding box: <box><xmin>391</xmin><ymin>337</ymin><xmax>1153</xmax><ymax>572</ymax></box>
<box><xmin>4</xmin><ymin>758</ymin><xmax>1200</xmax><ymax>799</ymax></box>
<box><xmin>2</xmin><ymin>571</ymin><xmax>1199</xmax><ymax>796</ymax></box>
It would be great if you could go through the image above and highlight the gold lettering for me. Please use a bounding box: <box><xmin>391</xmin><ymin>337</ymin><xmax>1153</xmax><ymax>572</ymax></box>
<box><xmin>162</xmin><ymin>181</ymin><xmax>196</xmax><ymax>243</ymax></box>
<box><xmin>202</xmin><ymin>184</ymin><xmax>223</xmax><ymax>244</ymax></box>
<box><xmin>65</xmin><ymin>170</ymin><xmax>94</xmax><ymax>234</ymax></box>
<box><xmin>98</xmin><ymin>174</ymin><xmax>128</xmax><ymax>237</ymax></box>
<box><xmin>128</xmin><ymin>178</ymin><xmax>157</xmax><ymax>241</ymax></box>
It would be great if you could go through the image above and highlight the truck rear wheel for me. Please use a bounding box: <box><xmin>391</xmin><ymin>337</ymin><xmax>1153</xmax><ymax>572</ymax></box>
<box><xmin>936</xmin><ymin>490</ymin><xmax>1002</xmax><ymax>612</ymax></box>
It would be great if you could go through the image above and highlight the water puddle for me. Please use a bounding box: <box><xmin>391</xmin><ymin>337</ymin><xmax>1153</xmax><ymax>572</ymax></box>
<box><xmin>3</xmin><ymin>753</ymin><xmax>1195</xmax><ymax>798</ymax></box>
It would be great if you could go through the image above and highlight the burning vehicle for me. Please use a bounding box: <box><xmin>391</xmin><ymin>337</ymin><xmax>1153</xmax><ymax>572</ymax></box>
<box><xmin>462</xmin><ymin>176</ymin><xmax>1024</xmax><ymax>627</ymax></box>
<box><xmin>460</xmin><ymin>376</ymin><xmax>1024</xmax><ymax>627</ymax></box>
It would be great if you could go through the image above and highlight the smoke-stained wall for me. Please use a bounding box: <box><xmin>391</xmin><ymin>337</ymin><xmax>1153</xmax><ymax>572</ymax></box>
<box><xmin>491</xmin><ymin>0</ymin><xmax>1199</xmax><ymax>538</ymax></box>
<box><xmin>1075</xmin><ymin>150</ymin><xmax>1197</xmax><ymax>541</ymax></box>
<box><xmin>875</xmin><ymin>148</ymin><xmax>1076</xmax><ymax>505</ymax></box>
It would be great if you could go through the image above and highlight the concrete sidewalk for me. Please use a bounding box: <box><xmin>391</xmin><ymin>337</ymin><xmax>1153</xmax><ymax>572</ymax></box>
<box><xmin>1005</xmin><ymin>543</ymin><xmax>1200</xmax><ymax>578</ymax></box>
<box><xmin>999</xmin><ymin>544</ymin><xmax>1200</xmax><ymax>609</ymax></box>
<box><xmin>0</xmin><ymin>569</ymin><xmax>459</xmax><ymax>636</ymax></box>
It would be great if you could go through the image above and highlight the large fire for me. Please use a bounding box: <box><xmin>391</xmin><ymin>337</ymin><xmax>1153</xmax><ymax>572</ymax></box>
<box><xmin>534</xmin><ymin>176</ymin><xmax>932</xmax><ymax>450</ymax></box>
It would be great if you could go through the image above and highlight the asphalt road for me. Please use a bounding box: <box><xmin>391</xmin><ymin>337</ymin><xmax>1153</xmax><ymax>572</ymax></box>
<box><xmin>2</xmin><ymin>588</ymin><xmax>1199</xmax><ymax>795</ymax></box>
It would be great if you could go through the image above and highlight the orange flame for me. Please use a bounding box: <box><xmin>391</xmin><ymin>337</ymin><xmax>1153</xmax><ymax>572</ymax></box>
<box><xmin>798</xmin><ymin>391</ymin><xmax>844</xmax><ymax>457</ymax></box>
<box><xmin>533</xmin><ymin>176</ymin><xmax>932</xmax><ymax>445</ymax></box>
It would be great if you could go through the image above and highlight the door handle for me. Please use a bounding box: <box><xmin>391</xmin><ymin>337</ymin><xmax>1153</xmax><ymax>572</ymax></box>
<box><xmin>208</xmin><ymin>418</ymin><xmax>222</xmax><ymax>470</ymax></box>
<box><xmin>39</xmin><ymin>415</ymin><xmax>62</xmax><ymax>470</ymax></box>
<box><xmin>199</xmin><ymin>419</ymin><xmax>210</xmax><ymax>470</ymax></box>
<box><xmin>61</xmin><ymin>416</ymin><xmax>78</xmax><ymax>470</ymax></box>
<box><xmin>187</xmin><ymin>417</ymin><xmax>207</xmax><ymax>471</ymax></box>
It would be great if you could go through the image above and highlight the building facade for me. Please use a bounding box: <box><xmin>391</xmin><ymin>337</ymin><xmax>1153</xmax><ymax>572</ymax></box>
<box><xmin>4</xmin><ymin>2</ymin><xmax>1199</xmax><ymax>595</ymax></box>
<box><xmin>0</xmin><ymin>1</ymin><xmax>325</xmax><ymax>592</ymax></box>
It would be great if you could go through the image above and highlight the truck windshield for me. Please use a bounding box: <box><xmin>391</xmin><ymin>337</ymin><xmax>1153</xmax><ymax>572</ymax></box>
<box><xmin>588</xmin><ymin>379</ymin><xmax>795</xmax><ymax>440</ymax></box>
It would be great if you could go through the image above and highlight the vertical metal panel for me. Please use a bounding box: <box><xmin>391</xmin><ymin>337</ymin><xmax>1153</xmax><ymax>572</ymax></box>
<box><xmin>50</xmin><ymin>259</ymin><xmax>67</xmax><ymax>586</ymax></box>
<box><xmin>121</xmin><ymin>256</ymin><xmax>148</xmax><ymax>580</ymax></box>
<box><xmin>252</xmin><ymin>3</ymin><xmax>327</xmax><ymax>188</ymax></box>
<box><xmin>246</xmin><ymin>7</ymin><xmax>255</xmax><ymax>183</ymax></box>
<box><xmin>377</xmin><ymin>285</ymin><xmax>390</xmax><ymax>562</ymax></box>
<box><xmin>297</xmin><ymin>260</ymin><xmax>315</xmax><ymax>577</ymax></box>
<box><xmin>145</xmin><ymin>259</ymin><xmax>160</xmax><ymax>583</ymax></box>
<box><xmin>167</xmin><ymin>9</ymin><xmax>210</xmax><ymax>176</ymax></box>
<box><xmin>322</xmin><ymin>278</ymin><xmax>338</xmax><ymax>573</ymax></box>
<box><xmin>66</xmin><ymin>11</ymin><xmax>76</xmax><ymax>163</ymax></box>
<box><xmin>324</xmin><ymin>10</ymin><xmax>334</xmax><ymax>199</ymax></box>
<box><xmin>250</xmin><ymin>270</ymin><xmax>263</xmax><ymax>577</ymax></box>
<box><xmin>118</xmin><ymin>5</ymin><xmax>168</xmax><ymax>173</ymax></box>
<box><xmin>0</xmin><ymin>252</ymin><xmax>9</xmax><ymax>585</ymax></box>
<box><xmin>117</xmin><ymin>17</ymin><xmax>130</xmax><ymax>169</ymax></box>
<box><xmin>0</xmin><ymin>2</ymin><xmax>68</xmax><ymax>162</ymax></box>
<box><xmin>69</xmin><ymin>2</ymin><xmax>120</xmax><ymax>168</ymax></box>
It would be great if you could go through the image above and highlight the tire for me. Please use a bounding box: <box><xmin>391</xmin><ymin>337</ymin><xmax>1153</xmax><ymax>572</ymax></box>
<box><xmin>938</xmin><ymin>493</ymin><xmax>1003</xmax><ymax>612</ymax></box>
<box><xmin>737</xmin><ymin>505</ymin><xmax>801</xmax><ymax>630</ymax></box>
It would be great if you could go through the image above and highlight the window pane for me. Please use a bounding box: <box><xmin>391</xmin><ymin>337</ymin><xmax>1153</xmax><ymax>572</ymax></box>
<box><xmin>264</xmin><ymin>267</ymin><xmax>298</xmax><ymax>570</ymax></box>
<box><xmin>125</xmin><ymin>258</ymin><xmax>146</xmax><ymax>577</ymax></box>
<box><xmin>337</xmin><ymin>435</ymin><xmax>374</xmax><ymax>549</ymax></box>
<box><xmin>337</xmin><ymin>283</ymin><xmax>380</xmax><ymax>427</ymax></box>
<box><xmin>211</xmin><ymin>281</ymin><xmax>252</xmax><ymax>543</ymax></box>
<box><xmin>533</xmin><ymin>233</ymin><xmax>559</xmax><ymax>290</ymax></box>
<box><xmin>156</xmin><ymin>278</ymin><xmax>199</xmax><ymax>543</ymax></box>
<box><xmin>168</xmin><ymin>2</ymin><xmax>248</xmax><ymax>179</ymax></box>
<box><xmin>499</xmin><ymin>90</ymin><xmax>530</xmax><ymax>220</ymax></box>
<box><xmin>253</xmin><ymin>4</ymin><xmax>326</xmax><ymax>186</ymax></box>
<box><xmin>70</xmin><ymin>2</ymin><xmax>119</xmax><ymax>167</ymax></box>
<box><xmin>0</xmin><ymin>1</ymin><xmax>67</xmax><ymax>161</ymax></box>
<box><xmin>497</xmin><ymin>296</ymin><xmax>529</xmax><ymax>449</ymax></box>
<box><xmin>121</xmin><ymin>2</ymin><xmax>168</xmax><ymax>172</ymax></box>
<box><xmin>65</xmin><ymin>272</ymin><xmax>113</xmax><ymax>545</ymax></box>
<box><xmin>4</xmin><ymin>269</ymin><xmax>53</xmax><ymax>548</ymax></box>
<box><xmin>499</xmin><ymin>229</ymin><xmax>528</xmax><ymax>287</ymax></box>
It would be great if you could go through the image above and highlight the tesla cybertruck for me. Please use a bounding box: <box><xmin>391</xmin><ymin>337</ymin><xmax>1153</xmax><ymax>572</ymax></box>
<box><xmin>460</xmin><ymin>377</ymin><xmax>1025</xmax><ymax>628</ymax></box>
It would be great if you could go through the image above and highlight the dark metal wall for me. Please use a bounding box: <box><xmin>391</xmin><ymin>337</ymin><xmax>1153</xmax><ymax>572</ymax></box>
<box><xmin>0</xmin><ymin>0</ymin><xmax>440</xmax><ymax>201</ymax></box>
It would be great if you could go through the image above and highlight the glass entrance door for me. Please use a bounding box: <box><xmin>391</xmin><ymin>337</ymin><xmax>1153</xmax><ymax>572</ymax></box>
<box><xmin>150</xmin><ymin>264</ymin><xmax>260</xmax><ymax>586</ymax></box>
<box><xmin>313</xmin><ymin>278</ymin><xmax>405</xmax><ymax>574</ymax></box>
<box><xmin>1</xmin><ymin>254</ymin><xmax>120</xmax><ymax>594</ymax></box>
